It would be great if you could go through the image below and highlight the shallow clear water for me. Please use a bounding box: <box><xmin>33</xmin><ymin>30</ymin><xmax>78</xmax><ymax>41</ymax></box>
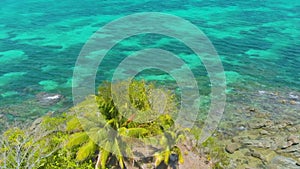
<box><xmin>0</xmin><ymin>0</ymin><xmax>299</xmax><ymax>122</ymax></box>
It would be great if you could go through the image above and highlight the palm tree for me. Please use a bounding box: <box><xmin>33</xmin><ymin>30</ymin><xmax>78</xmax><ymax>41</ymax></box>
<box><xmin>66</xmin><ymin>80</ymin><xmax>184</xmax><ymax>169</ymax></box>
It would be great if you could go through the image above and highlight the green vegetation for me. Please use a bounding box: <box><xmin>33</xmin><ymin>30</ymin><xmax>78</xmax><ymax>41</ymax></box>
<box><xmin>201</xmin><ymin>136</ymin><xmax>230</xmax><ymax>169</ymax></box>
<box><xmin>0</xmin><ymin>115</ymin><xmax>68</xmax><ymax>169</ymax></box>
<box><xmin>0</xmin><ymin>80</ymin><xmax>230</xmax><ymax>169</ymax></box>
<box><xmin>0</xmin><ymin>80</ymin><xmax>189</xmax><ymax>168</ymax></box>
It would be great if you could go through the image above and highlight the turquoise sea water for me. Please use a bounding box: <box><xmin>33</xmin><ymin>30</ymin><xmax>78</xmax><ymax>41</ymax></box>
<box><xmin>0</xmin><ymin>0</ymin><xmax>299</xmax><ymax>122</ymax></box>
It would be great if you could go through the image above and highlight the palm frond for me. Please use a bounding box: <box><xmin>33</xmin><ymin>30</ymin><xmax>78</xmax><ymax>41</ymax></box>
<box><xmin>119</xmin><ymin>127</ymin><xmax>149</xmax><ymax>137</ymax></box>
<box><xmin>76</xmin><ymin>140</ymin><xmax>97</xmax><ymax>161</ymax></box>
<box><xmin>66</xmin><ymin>132</ymin><xmax>89</xmax><ymax>149</ymax></box>
<box><xmin>112</xmin><ymin>138</ymin><xmax>125</xmax><ymax>169</ymax></box>
<box><xmin>173</xmin><ymin>146</ymin><xmax>184</xmax><ymax>164</ymax></box>
<box><xmin>100</xmin><ymin>149</ymin><xmax>110</xmax><ymax>169</ymax></box>
<box><xmin>164</xmin><ymin>149</ymin><xmax>171</xmax><ymax>164</ymax></box>
<box><xmin>154</xmin><ymin>152</ymin><xmax>164</xmax><ymax>167</ymax></box>
<box><xmin>88</xmin><ymin>127</ymin><xmax>108</xmax><ymax>144</ymax></box>
<box><xmin>66</xmin><ymin>117</ymin><xmax>82</xmax><ymax>132</ymax></box>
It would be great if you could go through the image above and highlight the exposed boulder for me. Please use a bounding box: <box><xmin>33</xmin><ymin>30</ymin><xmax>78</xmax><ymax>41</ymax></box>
<box><xmin>225</xmin><ymin>143</ymin><xmax>241</xmax><ymax>154</ymax></box>
<box><xmin>287</xmin><ymin>135</ymin><xmax>300</xmax><ymax>145</ymax></box>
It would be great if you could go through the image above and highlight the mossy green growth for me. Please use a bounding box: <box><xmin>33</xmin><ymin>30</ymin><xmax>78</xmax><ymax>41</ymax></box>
<box><xmin>202</xmin><ymin>136</ymin><xmax>230</xmax><ymax>169</ymax></box>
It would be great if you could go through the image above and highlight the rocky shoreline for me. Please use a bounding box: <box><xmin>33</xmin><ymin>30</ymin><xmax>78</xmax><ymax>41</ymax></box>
<box><xmin>218</xmin><ymin>90</ymin><xmax>300</xmax><ymax>168</ymax></box>
<box><xmin>1</xmin><ymin>89</ymin><xmax>299</xmax><ymax>168</ymax></box>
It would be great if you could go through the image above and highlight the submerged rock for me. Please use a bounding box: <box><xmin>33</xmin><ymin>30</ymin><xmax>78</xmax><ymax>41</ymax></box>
<box><xmin>289</xmin><ymin>93</ymin><xmax>299</xmax><ymax>100</ymax></box>
<box><xmin>36</xmin><ymin>92</ymin><xmax>63</xmax><ymax>106</ymax></box>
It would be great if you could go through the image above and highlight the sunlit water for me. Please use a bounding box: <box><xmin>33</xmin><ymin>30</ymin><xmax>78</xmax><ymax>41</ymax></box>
<box><xmin>0</xmin><ymin>0</ymin><xmax>299</xmax><ymax>125</ymax></box>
